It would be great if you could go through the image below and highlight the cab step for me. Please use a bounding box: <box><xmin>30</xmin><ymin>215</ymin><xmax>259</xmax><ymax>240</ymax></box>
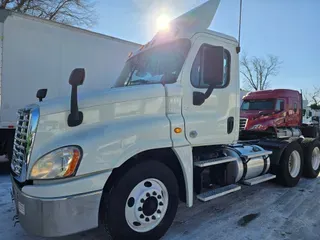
<box><xmin>194</xmin><ymin>156</ymin><xmax>237</xmax><ymax>168</ymax></box>
<box><xmin>241</xmin><ymin>150</ymin><xmax>273</xmax><ymax>159</ymax></box>
<box><xmin>242</xmin><ymin>173</ymin><xmax>276</xmax><ymax>186</ymax></box>
<box><xmin>197</xmin><ymin>184</ymin><xmax>241</xmax><ymax>202</ymax></box>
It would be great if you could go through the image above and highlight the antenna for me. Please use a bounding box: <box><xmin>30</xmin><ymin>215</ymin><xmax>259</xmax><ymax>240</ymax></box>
<box><xmin>236</xmin><ymin>0</ymin><xmax>243</xmax><ymax>54</ymax></box>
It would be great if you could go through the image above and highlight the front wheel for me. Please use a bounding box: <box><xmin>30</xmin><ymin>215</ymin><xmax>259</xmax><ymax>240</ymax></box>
<box><xmin>102</xmin><ymin>160</ymin><xmax>179</xmax><ymax>240</ymax></box>
<box><xmin>278</xmin><ymin>142</ymin><xmax>304</xmax><ymax>187</ymax></box>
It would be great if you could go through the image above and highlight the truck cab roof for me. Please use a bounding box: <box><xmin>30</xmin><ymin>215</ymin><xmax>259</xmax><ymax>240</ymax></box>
<box><xmin>129</xmin><ymin>0</ymin><xmax>237</xmax><ymax>59</ymax></box>
<box><xmin>243</xmin><ymin>89</ymin><xmax>301</xmax><ymax>100</ymax></box>
<box><xmin>129</xmin><ymin>28</ymin><xmax>237</xmax><ymax>60</ymax></box>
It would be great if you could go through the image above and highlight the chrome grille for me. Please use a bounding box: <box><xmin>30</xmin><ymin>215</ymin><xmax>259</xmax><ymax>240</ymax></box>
<box><xmin>11</xmin><ymin>109</ymin><xmax>31</xmax><ymax>176</ymax></box>
<box><xmin>239</xmin><ymin>118</ymin><xmax>248</xmax><ymax>131</ymax></box>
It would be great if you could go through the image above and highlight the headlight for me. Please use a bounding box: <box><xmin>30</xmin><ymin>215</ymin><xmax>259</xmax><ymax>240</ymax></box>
<box><xmin>250</xmin><ymin>124</ymin><xmax>264</xmax><ymax>130</ymax></box>
<box><xmin>30</xmin><ymin>146</ymin><xmax>82</xmax><ymax>180</ymax></box>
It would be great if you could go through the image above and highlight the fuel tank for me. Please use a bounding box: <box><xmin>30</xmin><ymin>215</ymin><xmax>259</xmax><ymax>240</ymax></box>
<box><xmin>222</xmin><ymin>145</ymin><xmax>271</xmax><ymax>182</ymax></box>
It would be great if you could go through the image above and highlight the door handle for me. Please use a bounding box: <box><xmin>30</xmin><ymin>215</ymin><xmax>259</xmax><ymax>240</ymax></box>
<box><xmin>227</xmin><ymin>117</ymin><xmax>234</xmax><ymax>134</ymax></box>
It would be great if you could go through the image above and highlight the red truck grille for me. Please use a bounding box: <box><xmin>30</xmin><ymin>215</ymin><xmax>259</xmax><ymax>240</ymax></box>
<box><xmin>240</xmin><ymin>118</ymin><xmax>248</xmax><ymax>131</ymax></box>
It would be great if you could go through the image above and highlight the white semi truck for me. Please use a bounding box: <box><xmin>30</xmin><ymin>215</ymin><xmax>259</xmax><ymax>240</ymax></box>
<box><xmin>10</xmin><ymin>1</ymin><xmax>320</xmax><ymax>239</ymax></box>
<box><xmin>303</xmin><ymin>106</ymin><xmax>320</xmax><ymax>125</ymax></box>
<box><xmin>0</xmin><ymin>10</ymin><xmax>141</xmax><ymax>160</ymax></box>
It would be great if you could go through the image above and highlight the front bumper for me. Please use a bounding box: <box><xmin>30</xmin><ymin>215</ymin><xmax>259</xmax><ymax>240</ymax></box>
<box><xmin>11</xmin><ymin>177</ymin><xmax>103</xmax><ymax>237</ymax></box>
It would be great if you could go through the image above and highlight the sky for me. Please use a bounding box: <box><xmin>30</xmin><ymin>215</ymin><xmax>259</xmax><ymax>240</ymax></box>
<box><xmin>91</xmin><ymin>0</ymin><xmax>320</xmax><ymax>93</ymax></box>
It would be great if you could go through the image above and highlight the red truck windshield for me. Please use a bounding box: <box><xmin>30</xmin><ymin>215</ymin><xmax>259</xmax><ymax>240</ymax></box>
<box><xmin>241</xmin><ymin>99</ymin><xmax>275</xmax><ymax>111</ymax></box>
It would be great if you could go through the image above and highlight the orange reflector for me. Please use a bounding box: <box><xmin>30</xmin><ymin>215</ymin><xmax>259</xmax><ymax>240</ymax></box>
<box><xmin>174</xmin><ymin>127</ymin><xmax>182</xmax><ymax>134</ymax></box>
<box><xmin>64</xmin><ymin>149</ymin><xmax>81</xmax><ymax>177</ymax></box>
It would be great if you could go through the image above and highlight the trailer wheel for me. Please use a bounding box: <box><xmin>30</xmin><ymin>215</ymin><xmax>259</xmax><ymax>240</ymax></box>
<box><xmin>278</xmin><ymin>142</ymin><xmax>304</xmax><ymax>187</ymax></box>
<box><xmin>101</xmin><ymin>160</ymin><xmax>179</xmax><ymax>240</ymax></box>
<box><xmin>302</xmin><ymin>140</ymin><xmax>320</xmax><ymax>178</ymax></box>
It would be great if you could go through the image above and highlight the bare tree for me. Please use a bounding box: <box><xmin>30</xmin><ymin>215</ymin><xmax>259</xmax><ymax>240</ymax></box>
<box><xmin>310</xmin><ymin>87</ymin><xmax>320</xmax><ymax>106</ymax></box>
<box><xmin>0</xmin><ymin>0</ymin><xmax>97</xmax><ymax>27</ymax></box>
<box><xmin>240</xmin><ymin>53</ymin><xmax>282</xmax><ymax>91</ymax></box>
<box><xmin>304</xmin><ymin>86</ymin><xmax>320</xmax><ymax>108</ymax></box>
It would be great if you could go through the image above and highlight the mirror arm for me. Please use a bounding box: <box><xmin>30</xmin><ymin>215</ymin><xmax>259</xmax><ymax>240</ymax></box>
<box><xmin>68</xmin><ymin>85</ymin><xmax>83</xmax><ymax>127</ymax></box>
<box><xmin>70</xmin><ymin>86</ymin><xmax>78</xmax><ymax>117</ymax></box>
<box><xmin>204</xmin><ymin>84</ymin><xmax>215</xmax><ymax>99</ymax></box>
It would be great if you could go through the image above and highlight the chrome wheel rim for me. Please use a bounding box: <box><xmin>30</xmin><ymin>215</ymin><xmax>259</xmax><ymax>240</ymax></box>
<box><xmin>125</xmin><ymin>178</ymin><xmax>169</xmax><ymax>233</ymax></box>
<box><xmin>288</xmin><ymin>150</ymin><xmax>301</xmax><ymax>178</ymax></box>
<box><xmin>312</xmin><ymin>147</ymin><xmax>320</xmax><ymax>171</ymax></box>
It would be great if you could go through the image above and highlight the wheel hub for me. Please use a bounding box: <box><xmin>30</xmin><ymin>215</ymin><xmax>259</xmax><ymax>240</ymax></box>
<box><xmin>142</xmin><ymin>196</ymin><xmax>158</xmax><ymax>216</ymax></box>
<box><xmin>312</xmin><ymin>147</ymin><xmax>320</xmax><ymax>171</ymax></box>
<box><xmin>135</xmin><ymin>188</ymin><xmax>164</xmax><ymax>224</ymax></box>
<box><xmin>125</xmin><ymin>178</ymin><xmax>168</xmax><ymax>233</ymax></box>
<box><xmin>288</xmin><ymin>150</ymin><xmax>301</xmax><ymax>178</ymax></box>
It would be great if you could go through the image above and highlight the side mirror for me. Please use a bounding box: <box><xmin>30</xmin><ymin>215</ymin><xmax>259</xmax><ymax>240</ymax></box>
<box><xmin>69</xmin><ymin>68</ymin><xmax>85</xmax><ymax>86</ymax></box>
<box><xmin>193</xmin><ymin>92</ymin><xmax>206</xmax><ymax>106</ymax></box>
<box><xmin>202</xmin><ymin>45</ymin><xmax>224</xmax><ymax>87</ymax></box>
<box><xmin>193</xmin><ymin>46</ymin><xmax>225</xmax><ymax>106</ymax></box>
<box><xmin>68</xmin><ymin>68</ymin><xmax>85</xmax><ymax>127</ymax></box>
<box><xmin>36</xmin><ymin>89</ymin><xmax>47</xmax><ymax>102</ymax></box>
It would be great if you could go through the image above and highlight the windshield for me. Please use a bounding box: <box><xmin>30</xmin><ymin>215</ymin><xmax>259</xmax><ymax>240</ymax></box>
<box><xmin>241</xmin><ymin>99</ymin><xmax>275</xmax><ymax>111</ymax></box>
<box><xmin>114</xmin><ymin>39</ymin><xmax>191</xmax><ymax>87</ymax></box>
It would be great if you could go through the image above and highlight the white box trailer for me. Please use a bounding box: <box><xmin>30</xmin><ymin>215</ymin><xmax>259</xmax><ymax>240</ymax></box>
<box><xmin>0</xmin><ymin>9</ymin><xmax>141</xmax><ymax>158</ymax></box>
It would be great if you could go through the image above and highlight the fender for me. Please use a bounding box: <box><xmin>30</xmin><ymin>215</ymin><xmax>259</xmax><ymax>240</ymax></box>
<box><xmin>257</xmin><ymin>137</ymin><xmax>303</xmax><ymax>166</ymax></box>
<box><xmin>30</xmin><ymin>115</ymin><xmax>172</xmax><ymax>177</ymax></box>
<box><xmin>172</xmin><ymin>145</ymin><xmax>193</xmax><ymax>207</ymax></box>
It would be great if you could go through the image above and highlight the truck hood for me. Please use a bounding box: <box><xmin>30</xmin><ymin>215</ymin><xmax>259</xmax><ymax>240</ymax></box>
<box><xmin>37</xmin><ymin>84</ymin><xmax>165</xmax><ymax>116</ymax></box>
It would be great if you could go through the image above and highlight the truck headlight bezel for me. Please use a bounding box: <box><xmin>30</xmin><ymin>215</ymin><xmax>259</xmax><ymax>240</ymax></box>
<box><xmin>250</xmin><ymin>124</ymin><xmax>265</xmax><ymax>130</ymax></box>
<box><xmin>29</xmin><ymin>145</ymin><xmax>83</xmax><ymax>180</ymax></box>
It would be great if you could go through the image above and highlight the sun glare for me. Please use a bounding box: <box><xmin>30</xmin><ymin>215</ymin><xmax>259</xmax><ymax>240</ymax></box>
<box><xmin>156</xmin><ymin>14</ymin><xmax>170</xmax><ymax>31</ymax></box>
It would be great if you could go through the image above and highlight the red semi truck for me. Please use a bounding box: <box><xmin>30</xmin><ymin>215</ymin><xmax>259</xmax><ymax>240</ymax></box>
<box><xmin>240</xmin><ymin>89</ymin><xmax>319</xmax><ymax>138</ymax></box>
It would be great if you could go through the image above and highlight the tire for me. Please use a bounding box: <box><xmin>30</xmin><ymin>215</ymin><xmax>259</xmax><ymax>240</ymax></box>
<box><xmin>101</xmin><ymin>160</ymin><xmax>179</xmax><ymax>240</ymax></box>
<box><xmin>302</xmin><ymin>139</ymin><xmax>320</xmax><ymax>178</ymax></box>
<box><xmin>278</xmin><ymin>142</ymin><xmax>304</xmax><ymax>187</ymax></box>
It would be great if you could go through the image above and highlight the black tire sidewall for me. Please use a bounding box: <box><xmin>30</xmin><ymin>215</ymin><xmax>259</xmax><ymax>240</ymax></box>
<box><xmin>279</xmin><ymin>142</ymin><xmax>304</xmax><ymax>187</ymax></box>
<box><xmin>104</xmin><ymin>160</ymin><xmax>179</xmax><ymax>240</ymax></box>
<box><xmin>303</xmin><ymin>140</ymin><xmax>320</xmax><ymax>178</ymax></box>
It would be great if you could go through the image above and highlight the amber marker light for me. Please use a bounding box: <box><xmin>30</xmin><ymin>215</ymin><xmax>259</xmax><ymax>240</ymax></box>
<box><xmin>174</xmin><ymin>127</ymin><xmax>182</xmax><ymax>134</ymax></box>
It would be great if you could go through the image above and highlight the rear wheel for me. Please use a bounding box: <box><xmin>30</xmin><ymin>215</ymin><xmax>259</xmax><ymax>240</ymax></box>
<box><xmin>302</xmin><ymin>139</ymin><xmax>320</xmax><ymax>178</ymax></box>
<box><xmin>101</xmin><ymin>160</ymin><xmax>179</xmax><ymax>240</ymax></box>
<box><xmin>278</xmin><ymin>142</ymin><xmax>304</xmax><ymax>187</ymax></box>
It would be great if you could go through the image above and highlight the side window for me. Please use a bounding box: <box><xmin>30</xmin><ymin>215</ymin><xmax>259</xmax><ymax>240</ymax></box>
<box><xmin>275</xmin><ymin>99</ymin><xmax>284</xmax><ymax>111</ymax></box>
<box><xmin>191</xmin><ymin>44</ymin><xmax>230</xmax><ymax>88</ymax></box>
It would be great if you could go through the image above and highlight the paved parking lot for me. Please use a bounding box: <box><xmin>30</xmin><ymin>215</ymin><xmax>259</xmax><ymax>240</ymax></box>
<box><xmin>1</xmin><ymin>158</ymin><xmax>320</xmax><ymax>240</ymax></box>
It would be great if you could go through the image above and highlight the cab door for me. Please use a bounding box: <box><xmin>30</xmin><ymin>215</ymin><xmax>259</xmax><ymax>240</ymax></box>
<box><xmin>274</xmin><ymin>99</ymin><xmax>286</xmax><ymax>127</ymax></box>
<box><xmin>181</xmin><ymin>35</ymin><xmax>239</xmax><ymax>146</ymax></box>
